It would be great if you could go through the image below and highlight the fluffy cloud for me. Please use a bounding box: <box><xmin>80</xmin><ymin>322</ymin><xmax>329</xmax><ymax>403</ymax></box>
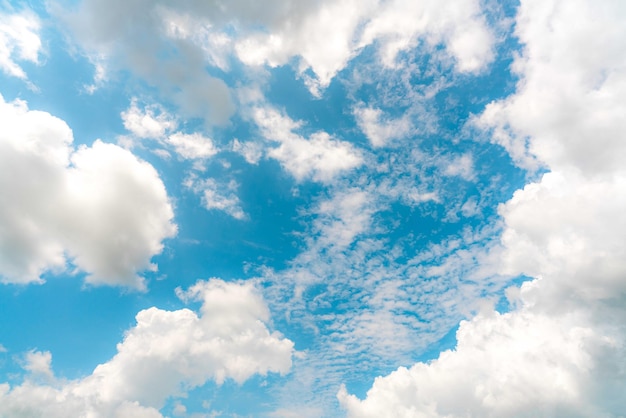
<box><xmin>340</xmin><ymin>0</ymin><xmax>626</xmax><ymax>415</ymax></box>
<box><xmin>477</xmin><ymin>0</ymin><xmax>626</xmax><ymax>175</ymax></box>
<box><xmin>235</xmin><ymin>0</ymin><xmax>494</xmax><ymax>92</ymax></box>
<box><xmin>235</xmin><ymin>0</ymin><xmax>378</xmax><ymax>94</ymax></box>
<box><xmin>0</xmin><ymin>94</ymin><xmax>176</xmax><ymax>289</ymax></box>
<box><xmin>253</xmin><ymin>106</ymin><xmax>362</xmax><ymax>182</ymax></box>
<box><xmin>0</xmin><ymin>279</ymin><xmax>294</xmax><ymax>417</ymax></box>
<box><xmin>57</xmin><ymin>0</ymin><xmax>494</xmax><ymax>103</ymax></box>
<box><xmin>0</xmin><ymin>9</ymin><xmax>41</xmax><ymax>79</ymax></box>
<box><xmin>339</xmin><ymin>294</ymin><xmax>625</xmax><ymax>417</ymax></box>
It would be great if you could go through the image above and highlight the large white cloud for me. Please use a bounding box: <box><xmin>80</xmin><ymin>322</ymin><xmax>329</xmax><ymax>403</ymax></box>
<box><xmin>0</xmin><ymin>94</ymin><xmax>176</xmax><ymax>289</ymax></box>
<box><xmin>0</xmin><ymin>279</ymin><xmax>294</xmax><ymax>417</ymax></box>
<box><xmin>477</xmin><ymin>0</ymin><xmax>626</xmax><ymax>175</ymax></box>
<box><xmin>340</xmin><ymin>0</ymin><xmax>626</xmax><ymax>415</ymax></box>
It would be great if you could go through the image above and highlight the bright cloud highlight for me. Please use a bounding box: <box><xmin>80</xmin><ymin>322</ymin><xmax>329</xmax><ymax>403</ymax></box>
<box><xmin>0</xmin><ymin>95</ymin><xmax>176</xmax><ymax>289</ymax></box>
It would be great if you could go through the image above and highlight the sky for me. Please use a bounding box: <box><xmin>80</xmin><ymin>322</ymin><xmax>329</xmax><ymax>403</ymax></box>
<box><xmin>0</xmin><ymin>0</ymin><xmax>625</xmax><ymax>417</ymax></box>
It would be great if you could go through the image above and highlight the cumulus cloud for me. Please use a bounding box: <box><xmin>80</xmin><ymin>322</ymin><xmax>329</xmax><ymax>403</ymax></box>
<box><xmin>235</xmin><ymin>0</ymin><xmax>378</xmax><ymax>95</ymax></box>
<box><xmin>235</xmin><ymin>0</ymin><xmax>494</xmax><ymax>93</ymax></box>
<box><xmin>0</xmin><ymin>94</ymin><xmax>176</xmax><ymax>289</ymax></box>
<box><xmin>339</xmin><ymin>295</ymin><xmax>625</xmax><ymax>417</ymax></box>
<box><xmin>0</xmin><ymin>9</ymin><xmax>41</xmax><ymax>79</ymax></box>
<box><xmin>0</xmin><ymin>279</ymin><xmax>294</xmax><ymax>417</ymax></box>
<box><xmin>340</xmin><ymin>0</ymin><xmax>626</xmax><ymax>415</ymax></box>
<box><xmin>253</xmin><ymin>106</ymin><xmax>362</xmax><ymax>182</ymax></box>
<box><xmin>23</xmin><ymin>351</ymin><xmax>54</xmax><ymax>381</ymax></box>
<box><xmin>476</xmin><ymin>0</ymin><xmax>626</xmax><ymax>175</ymax></box>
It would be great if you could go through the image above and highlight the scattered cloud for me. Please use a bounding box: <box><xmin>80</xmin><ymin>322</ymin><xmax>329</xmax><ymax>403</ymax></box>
<box><xmin>360</xmin><ymin>0</ymin><xmax>494</xmax><ymax>72</ymax></box>
<box><xmin>253</xmin><ymin>106</ymin><xmax>363</xmax><ymax>182</ymax></box>
<box><xmin>121</xmin><ymin>99</ymin><xmax>177</xmax><ymax>140</ymax></box>
<box><xmin>121</xmin><ymin>99</ymin><xmax>219</xmax><ymax>161</ymax></box>
<box><xmin>354</xmin><ymin>106</ymin><xmax>412</xmax><ymax>147</ymax></box>
<box><xmin>0</xmin><ymin>9</ymin><xmax>41</xmax><ymax>80</ymax></box>
<box><xmin>0</xmin><ymin>279</ymin><xmax>294</xmax><ymax>417</ymax></box>
<box><xmin>55</xmin><ymin>0</ymin><xmax>495</xmax><ymax>105</ymax></box>
<box><xmin>167</xmin><ymin>132</ymin><xmax>218</xmax><ymax>160</ymax></box>
<box><xmin>340</xmin><ymin>0</ymin><xmax>626</xmax><ymax>415</ymax></box>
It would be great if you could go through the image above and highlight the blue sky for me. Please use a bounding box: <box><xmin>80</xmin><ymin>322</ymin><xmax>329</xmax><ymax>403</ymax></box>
<box><xmin>1</xmin><ymin>0</ymin><xmax>626</xmax><ymax>417</ymax></box>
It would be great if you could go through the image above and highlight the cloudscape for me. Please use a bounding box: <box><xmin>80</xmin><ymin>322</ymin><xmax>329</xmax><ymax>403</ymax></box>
<box><xmin>1</xmin><ymin>0</ymin><xmax>625</xmax><ymax>416</ymax></box>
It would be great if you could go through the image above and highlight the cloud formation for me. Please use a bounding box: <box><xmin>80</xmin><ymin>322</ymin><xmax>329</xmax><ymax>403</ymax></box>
<box><xmin>0</xmin><ymin>279</ymin><xmax>294</xmax><ymax>417</ymax></box>
<box><xmin>253</xmin><ymin>106</ymin><xmax>362</xmax><ymax>182</ymax></box>
<box><xmin>0</xmin><ymin>9</ymin><xmax>41</xmax><ymax>79</ymax></box>
<box><xmin>57</xmin><ymin>0</ymin><xmax>494</xmax><ymax>103</ymax></box>
<box><xmin>0</xmin><ymin>95</ymin><xmax>176</xmax><ymax>289</ymax></box>
<box><xmin>340</xmin><ymin>0</ymin><xmax>626</xmax><ymax>415</ymax></box>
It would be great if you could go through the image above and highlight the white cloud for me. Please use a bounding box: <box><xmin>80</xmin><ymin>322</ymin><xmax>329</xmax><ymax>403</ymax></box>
<box><xmin>443</xmin><ymin>153</ymin><xmax>475</xmax><ymax>181</ymax></box>
<box><xmin>0</xmin><ymin>279</ymin><xmax>294</xmax><ymax>417</ymax></box>
<box><xmin>57</xmin><ymin>0</ymin><xmax>494</xmax><ymax>104</ymax></box>
<box><xmin>166</xmin><ymin>132</ymin><xmax>218</xmax><ymax>160</ymax></box>
<box><xmin>23</xmin><ymin>351</ymin><xmax>54</xmax><ymax>381</ymax></box>
<box><xmin>253</xmin><ymin>106</ymin><xmax>362</xmax><ymax>182</ymax></box>
<box><xmin>231</xmin><ymin>138</ymin><xmax>264</xmax><ymax>164</ymax></box>
<box><xmin>121</xmin><ymin>99</ymin><xmax>177</xmax><ymax>139</ymax></box>
<box><xmin>0</xmin><ymin>9</ymin><xmax>41</xmax><ymax>79</ymax></box>
<box><xmin>499</xmin><ymin>170</ymin><xmax>626</xmax><ymax>304</ymax></box>
<box><xmin>313</xmin><ymin>189</ymin><xmax>375</xmax><ymax>249</ymax></box>
<box><xmin>185</xmin><ymin>175</ymin><xmax>246</xmax><ymax>220</ymax></box>
<box><xmin>354</xmin><ymin>106</ymin><xmax>412</xmax><ymax>147</ymax></box>
<box><xmin>476</xmin><ymin>0</ymin><xmax>626</xmax><ymax>175</ymax></box>
<box><xmin>121</xmin><ymin>99</ymin><xmax>219</xmax><ymax>161</ymax></box>
<box><xmin>235</xmin><ymin>0</ymin><xmax>378</xmax><ymax>95</ymax></box>
<box><xmin>339</xmin><ymin>296</ymin><xmax>625</xmax><ymax>417</ymax></box>
<box><xmin>234</xmin><ymin>0</ymin><xmax>493</xmax><ymax>93</ymax></box>
<box><xmin>341</xmin><ymin>0</ymin><xmax>626</xmax><ymax>415</ymax></box>
<box><xmin>359</xmin><ymin>0</ymin><xmax>494</xmax><ymax>71</ymax></box>
<box><xmin>0</xmin><ymin>94</ymin><xmax>176</xmax><ymax>290</ymax></box>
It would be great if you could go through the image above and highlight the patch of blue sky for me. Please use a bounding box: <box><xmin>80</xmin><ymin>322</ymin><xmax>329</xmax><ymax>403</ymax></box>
<box><xmin>0</xmin><ymin>274</ymin><xmax>140</xmax><ymax>380</ymax></box>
